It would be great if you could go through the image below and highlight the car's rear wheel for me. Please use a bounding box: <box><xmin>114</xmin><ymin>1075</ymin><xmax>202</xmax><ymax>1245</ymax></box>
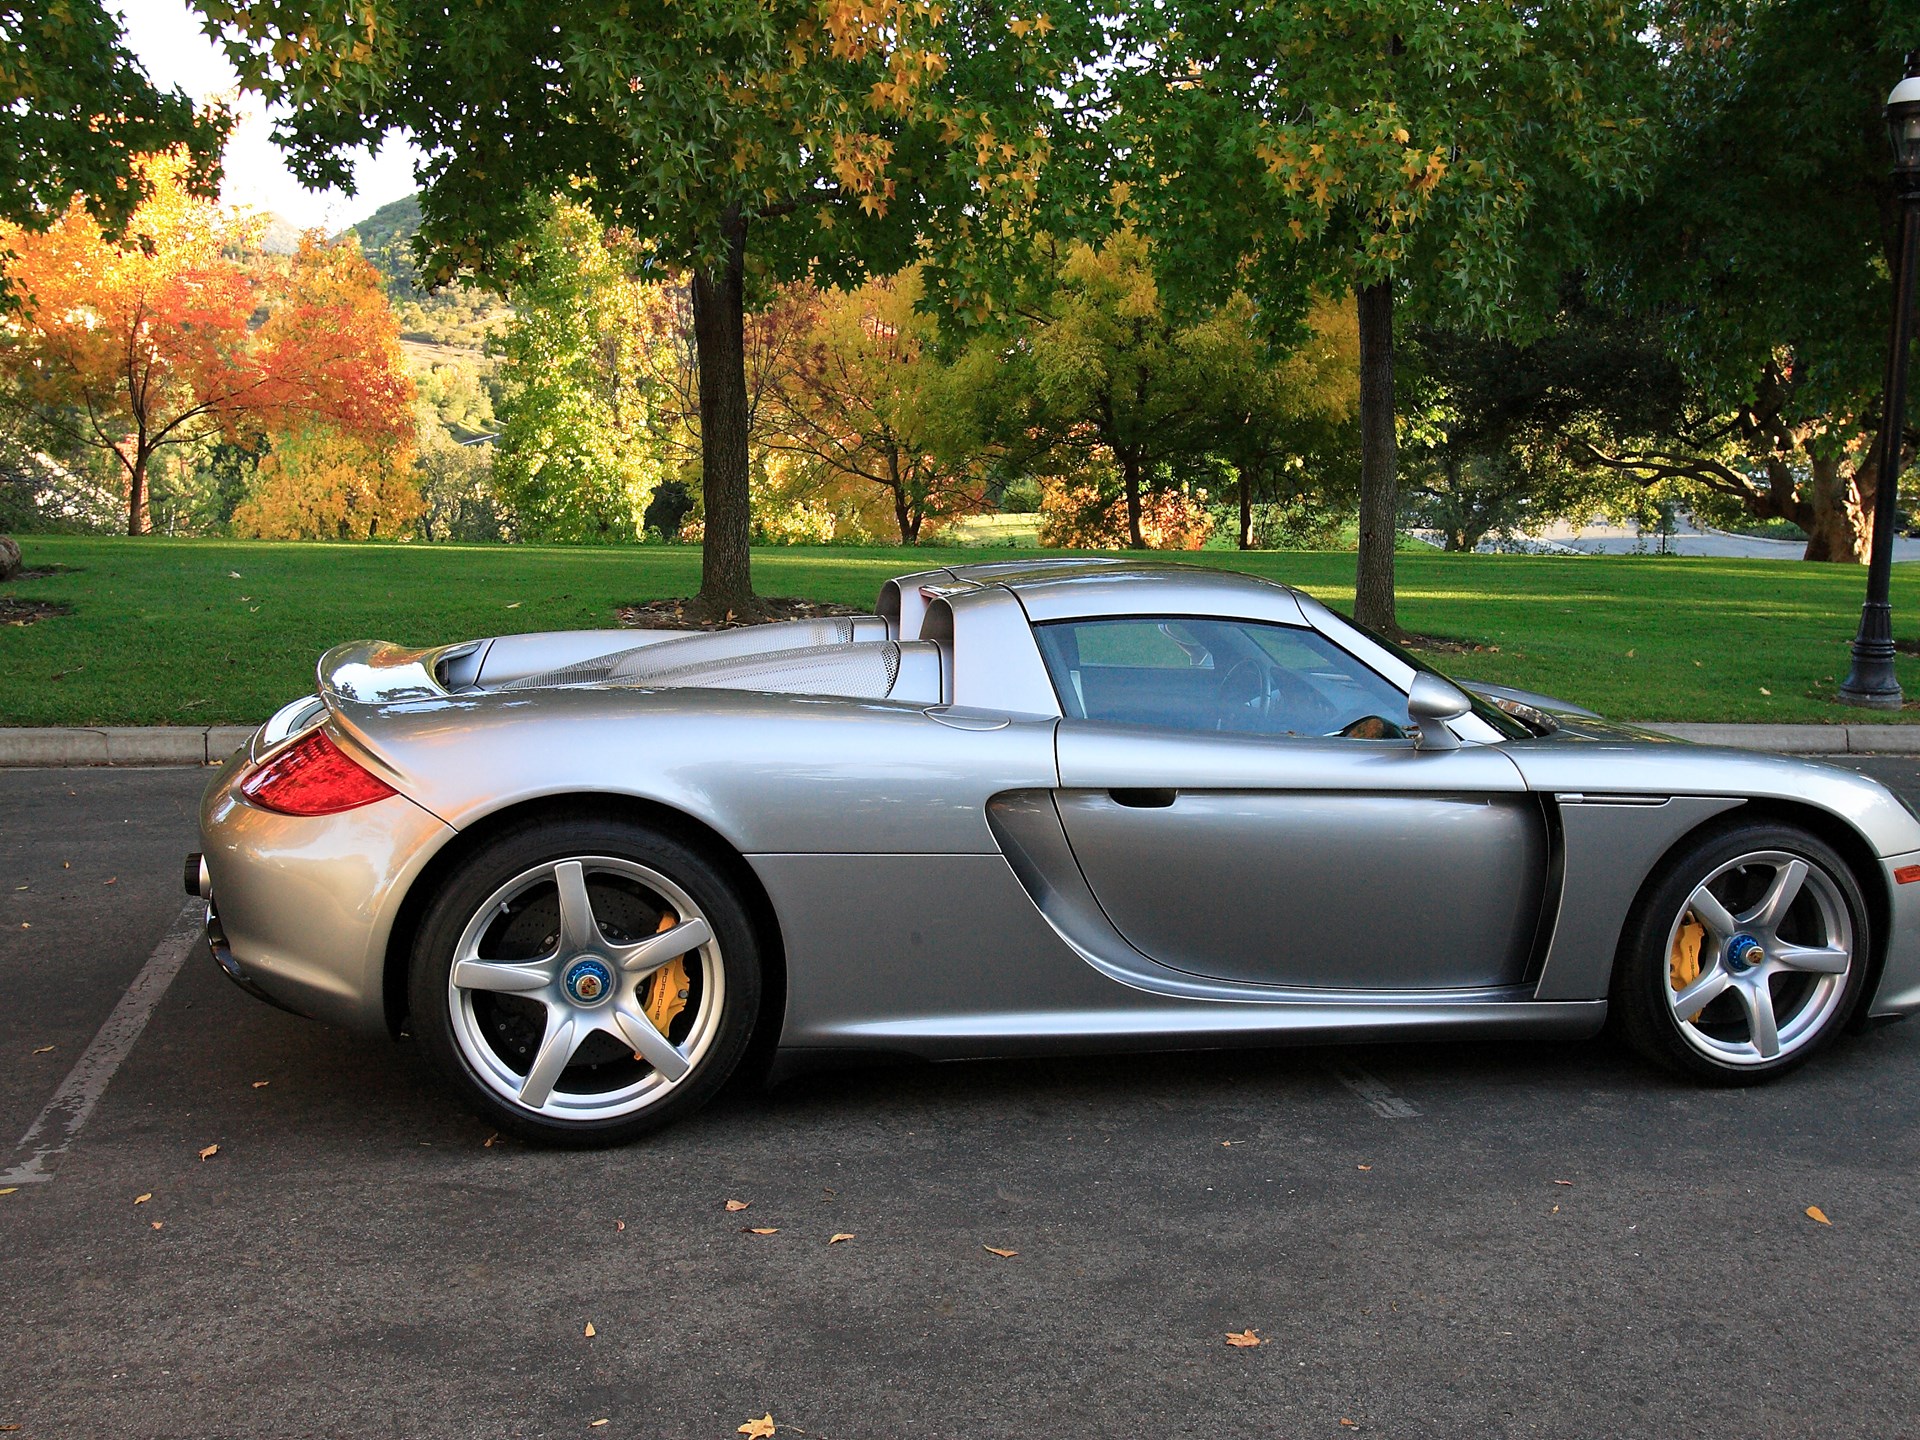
<box><xmin>409</xmin><ymin>818</ymin><xmax>760</xmax><ymax>1145</ymax></box>
<box><xmin>1613</xmin><ymin>822</ymin><xmax>1868</xmax><ymax>1083</ymax></box>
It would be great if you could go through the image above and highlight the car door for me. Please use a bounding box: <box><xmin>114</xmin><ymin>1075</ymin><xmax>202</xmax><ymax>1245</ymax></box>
<box><xmin>1040</xmin><ymin>615</ymin><xmax>1549</xmax><ymax>992</ymax></box>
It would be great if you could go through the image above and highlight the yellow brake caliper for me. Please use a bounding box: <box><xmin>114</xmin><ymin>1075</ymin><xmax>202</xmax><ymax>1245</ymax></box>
<box><xmin>1670</xmin><ymin>916</ymin><xmax>1706</xmax><ymax>1021</ymax></box>
<box><xmin>640</xmin><ymin>909</ymin><xmax>691</xmax><ymax>1042</ymax></box>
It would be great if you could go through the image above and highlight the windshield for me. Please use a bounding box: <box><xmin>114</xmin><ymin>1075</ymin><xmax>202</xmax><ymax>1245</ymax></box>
<box><xmin>1339</xmin><ymin>615</ymin><xmax>1535</xmax><ymax>741</ymax></box>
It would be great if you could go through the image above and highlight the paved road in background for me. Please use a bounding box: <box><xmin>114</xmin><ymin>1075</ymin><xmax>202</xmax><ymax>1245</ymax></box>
<box><xmin>5</xmin><ymin>760</ymin><xmax>1920</xmax><ymax>1439</ymax></box>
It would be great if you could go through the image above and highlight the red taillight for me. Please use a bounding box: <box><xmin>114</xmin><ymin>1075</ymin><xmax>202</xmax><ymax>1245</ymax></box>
<box><xmin>240</xmin><ymin>729</ymin><xmax>397</xmax><ymax>816</ymax></box>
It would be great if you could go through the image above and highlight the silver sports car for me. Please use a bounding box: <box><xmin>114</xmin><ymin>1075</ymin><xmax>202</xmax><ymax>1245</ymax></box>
<box><xmin>189</xmin><ymin>559</ymin><xmax>1920</xmax><ymax>1144</ymax></box>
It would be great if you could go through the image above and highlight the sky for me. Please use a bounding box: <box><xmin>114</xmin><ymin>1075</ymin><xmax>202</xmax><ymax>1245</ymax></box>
<box><xmin>112</xmin><ymin>0</ymin><xmax>423</xmax><ymax>234</ymax></box>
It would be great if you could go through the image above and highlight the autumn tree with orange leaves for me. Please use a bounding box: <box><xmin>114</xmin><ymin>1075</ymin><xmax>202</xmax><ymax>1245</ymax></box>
<box><xmin>0</xmin><ymin>150</ymin><xmax>413</xmax><ymax>535</ymax></box>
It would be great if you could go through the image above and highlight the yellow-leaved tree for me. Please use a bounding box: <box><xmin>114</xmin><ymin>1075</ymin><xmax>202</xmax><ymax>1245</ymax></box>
<box><xmin>767</xmin><ymin>268</ymin><xmax>989</xmax><ymax>544</ymax></box>
<box><xmin>230</xmin><ymin>425</ymin><xmax>423</xmax><ymax>540</ymax></box>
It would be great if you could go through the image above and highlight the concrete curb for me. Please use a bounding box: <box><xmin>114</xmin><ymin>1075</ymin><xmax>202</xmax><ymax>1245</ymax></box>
<box><xmin>0</xmin><ymin>726</ymin><xmax>259</xmax><ymax>767</ymax></box>
<box><xmin>1630</xmin><ymin>723</ymin><xmax>1920</xmax><ymax>755</ymax></box>
<box><xmin>2</xmin><ymin>720</ymin><xmax>1918</xmax><ymax>765</ymax></box>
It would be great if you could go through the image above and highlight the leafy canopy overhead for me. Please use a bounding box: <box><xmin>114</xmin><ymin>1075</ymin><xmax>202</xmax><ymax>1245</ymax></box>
<box><xmin>198</xmin><ymin>0</ymin><xmax>1088</xmax><ymax>299</ymax></box>
<box><xmin>0</xmin><ymin>0</ymin><xmax>228</xmax><ymax>234</ymax></box>
<box><xmin>1103</xmin><ymin>0</ymin><xmax>1655</xmax><ymax>330</ymax></box>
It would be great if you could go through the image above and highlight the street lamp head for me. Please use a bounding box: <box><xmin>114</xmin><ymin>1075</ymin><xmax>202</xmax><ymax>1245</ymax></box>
<box><xmin>1890</xmin><ymin>51</ymin><xmax>1920</xmax><ymax>176</ymax></box>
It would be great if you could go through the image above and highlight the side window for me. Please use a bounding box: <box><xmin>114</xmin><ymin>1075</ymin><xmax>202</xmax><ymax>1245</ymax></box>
<box><xmin>1035</xmin><ymin>617</ymin><xmax>1411</xmax><ymax>739</ymax></box>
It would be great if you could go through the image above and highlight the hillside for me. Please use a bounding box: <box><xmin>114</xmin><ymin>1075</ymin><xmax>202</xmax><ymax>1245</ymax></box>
<box><xmin>343</xmin><ymin>193</ymin><xmax>508</xmax><ymax>353</ymax></box>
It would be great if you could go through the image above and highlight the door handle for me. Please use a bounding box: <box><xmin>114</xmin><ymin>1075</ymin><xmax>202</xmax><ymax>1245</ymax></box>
<box><xmin>1107</xmin><ymin>787</ymin><xmax>1177</xmax><ymax>808</ymax></box>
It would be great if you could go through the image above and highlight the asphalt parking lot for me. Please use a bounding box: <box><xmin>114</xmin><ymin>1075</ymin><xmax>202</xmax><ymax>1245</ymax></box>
<box><xmin>4</xmin><ymin>760</ymin><xmax>1920</xmax><ymax>1439</ymax></box>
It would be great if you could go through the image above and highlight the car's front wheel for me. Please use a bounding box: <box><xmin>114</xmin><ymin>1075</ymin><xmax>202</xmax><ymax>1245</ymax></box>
<box><xmin>409</xmin><ymin>818</ymin><xmax>760</xmax><ymax>1145</ymax></box>
<box><xmin>1614</xmin><ymin>822</ymin><xmax>1869</xmax><ymax>1083</ymax></box>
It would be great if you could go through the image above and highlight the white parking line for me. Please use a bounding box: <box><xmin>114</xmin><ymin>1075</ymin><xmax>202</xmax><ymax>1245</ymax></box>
<box><xmin>1</xmin><ymin>898</ymin><xmax>202</xmax><ymax>1186</ymax></box>
<box><xmin>1328</xmin><ymin>1063</ymin><xmax>1421</xmax><ymax>1119</ymax></box>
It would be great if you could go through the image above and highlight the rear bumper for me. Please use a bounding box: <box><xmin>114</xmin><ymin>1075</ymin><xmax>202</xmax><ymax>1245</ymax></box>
<box><xmin>203</xmin><ymin>896</ymin><xmax>308</xmax><ymax>1019</ymax></box>
<box><xmin>196</xmin><ymin>751</ymin><xmax>457</xmax><ymax>1036</ymax></box>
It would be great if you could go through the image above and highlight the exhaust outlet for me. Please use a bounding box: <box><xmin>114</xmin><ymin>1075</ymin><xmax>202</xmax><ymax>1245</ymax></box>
<box><xmin>184</xmin><ymin>852</ymin><xmax>210</xmax><ymax>898</ymax></box>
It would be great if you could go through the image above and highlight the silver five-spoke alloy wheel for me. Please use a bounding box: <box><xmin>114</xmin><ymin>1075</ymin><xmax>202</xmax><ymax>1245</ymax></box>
<box><xmin>1662</xmin><ymin>849</ymin><xmax>1854</xmax><ymax>1067</ymax></box>
<box><xmin>446</xmin><ymin>855</ymin><xmax>725</xmax><ymax>1121</ymax></box>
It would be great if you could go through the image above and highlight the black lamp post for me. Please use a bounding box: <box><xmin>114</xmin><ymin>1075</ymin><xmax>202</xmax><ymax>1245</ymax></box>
<box><xmin>1839</xmin><ymin>52</ymin><xmax>1920</xmax><ymax>708</ymax></box>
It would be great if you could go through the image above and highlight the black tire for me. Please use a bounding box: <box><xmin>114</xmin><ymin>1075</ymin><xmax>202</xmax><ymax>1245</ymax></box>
<box><xmin>1612</xmin><ymin>821</ymin><xmax>1870</xmax><ymax>1084</ymax></box>
<box><xmin>408</xmin><ymin>817</ymin><xmax>761</xmax><ymax>1146</ymax></box>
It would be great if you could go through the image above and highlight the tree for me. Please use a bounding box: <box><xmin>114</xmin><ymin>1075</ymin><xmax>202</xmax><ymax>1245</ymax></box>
<box><xmin>231</xmin><ymin>425</ymin><xmax>424</xmax><ymax>540</ymax></box>
<box><xmin>767</xmin><ymin>268</ymin><xmax>988</xmax><ymax>543</ymax></box>
<box><xmin>0</xmin><ymin>0</ymin><xmax>226</xmax><ymax>239</ymax></box>
<box><xmin>490</xmin><ymin>203</ymin><xmax>662</xmax><ymax>542</ymax></box>
<box><xmin>1013</xmin><ymin>230</ymin><xmax>1232</xmax><ymax>548</ymax></box>
<box><xmin>200</xmin><ymin>0</ymin><xmax>1085</xmax><ymax>617</ymax></box>
<box><xmin>1400</xmin><ymin>298</ymin><xmax>1685</xmax><ymax>551</ymax></box>
<box><xmin>0</xmin><ymin>152</ymin><xmax>414</xmax><ymax>533</ymax></box>
<box><xmin>1590</xmin><ymin>1</ymin><xmax>1920</xmax><ymax>562</ymax></box>
<box><xmin>415</xmin><ymin>431</ymin><xmax>503</xmax><ymax>544</ymax></box>
<box><xmin>1202</xmin><ymin>294</ymin><xmax>1361</xmax><ymax>550</ymax></box>
<box><xmin>1105</xmin><ymin>2</ymin><xmax>1653</xmax><ymax>630</ymax></box>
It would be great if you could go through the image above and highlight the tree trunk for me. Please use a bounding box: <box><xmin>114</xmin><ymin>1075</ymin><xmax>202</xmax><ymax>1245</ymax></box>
<box><xmin>1801</xmin><ymin>453</ymin><xmax>1872</xmax><ymax>563</ymax></box>
<box><xmin>127</xmin><ymin>449</ymin><xmax>151</xmax><ymax>536</ymax></box>
<box><xmin>889</xmin><ymin>446</ymin><xmax>916</xmax><ymax>544</ymax></box>
<box><xmin>1120</xmin><ymin>451</ymin><xmax>1146</xmax><ymax>549</ymax></box>
<box><xmin>1355</xmin><ymin>281</ymin><xmax>1398</xmax><ymax>633</ymax></box>
<box><xmin>1238</xmin><ymin>467</ymin><xmax>1254</xmax><ymax>550</ymax></box>
<box><xmin>689</xmin><ymin>209</ymin><xmax>760</xmax><ymax>619</ymax></box>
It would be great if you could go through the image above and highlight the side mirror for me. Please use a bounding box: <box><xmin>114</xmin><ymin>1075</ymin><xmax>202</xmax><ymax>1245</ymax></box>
<box><xmin>1406</xmin><ymin>673</ymin><xmax>1472</xmax><ymax>751</ymax></box>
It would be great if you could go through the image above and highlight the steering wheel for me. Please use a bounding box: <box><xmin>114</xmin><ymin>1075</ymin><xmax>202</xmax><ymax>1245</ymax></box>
<box><xmin>1216</xmin><ymin>659</ymin><xmax>1343</xmax><ymax>734</ymax></box>
<box><xmin>1216</xmin><ymin>658</ymin><xmax>1275</xmax><ymax>730</ymax></box>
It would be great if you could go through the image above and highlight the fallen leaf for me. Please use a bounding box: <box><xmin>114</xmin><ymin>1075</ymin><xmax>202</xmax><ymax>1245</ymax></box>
<box><xmin>228</xmin><ymin>570</ymin><xmax>242</xmax><ymax>578</ymax></box>
<box><xmin>589</xmin><ymin>1422</ymin><xmax>609</xmax><ymax>1430</ymax></box>
<box><xmin>983</xmin><ymin>1245</ymin><xmax>1017</xmax><ymax>1258</ymax></box>
<box><xmin>1221</xmin><ymin>1140</ymin><xmax>1233</xmax><ymax>1147</ymax></box>
<box><xmin>32</xmin><ymin>1045</ymin><xmax>53</xmax><ymax>1055</ymax></box>
<box><xmin>725</xmin><ymin>1198</ymin><xmax>751</xmax><ymax>1212</ymax></box>
<box><xmin>198</xmin><ymin>1144</ymin><xmax>219</xmax><ymax>1161</ymax></box>
<box><xmin>584</xmin><ymin>1322</ymin><xmax>596</xmax><ymax>1337</ymax></box>
<box><xmin>505</xmin><ymin>601</ymin><xmax>521</xmax><ymax>609</ymax></box>
<box><xmin>483</xmin><ymin>1133</ymin><xmax>498</xmax><ymax>1148</ymax></box>
<box><xmin>1356</xmin><ymin>1164</ymin><xmax>1372</xmax><ymax>1171</ymax></box>
<box><xmin>615</xmin><ymin>1220</ymin><xmax>626</xmax><ymax>1232</ymax></box>
<box><xmin>746</xmin><ymin>1227</ymin><xmax>779</xmax><ymax>1235</ymax></box>
<box><xmin>103</xmin><ymin>877</ymin><xmax>116</xmax><ymax>886</ymax></box>
<box><xmin>0</xmin><ymin>1188</ymin><xmax>17</xmax><ymax>1196</ymax></box>
<box><xmin>251</xmin><ymin>1080</ymin><xmax>269</xmax><ymax>1089</ymax></box>
<box><xmin>738</xmin><ymin>1415</ymin><xmax>776</xmax><ymax>1439</ymax></box>
<box><xmin>1225</xmin><ymin>1329</ymin><xmax>1263</xmax><ymax>1347</ymax></box>
<box><xmin>1553</xmin><ymin>1180</ymin><xmax>1573</xmax><ymax>1186</ymax></box>
<box><xmin>134</xmin><ymin>1193</ymin><xmax>151</xmax><ymax>1205</ymax></box>
<box><xmin>1806</xmin><ymin>1205</ymin><xmax>1831</xmax><ymax>1226</ymax></box>
<box><xmin>1626</xmin><ymin>649</ymin><xmax>1635</xmax><ymax>658</ymax></box>
<box><xmin>1759</xmin><ymin>687</ymin><xmax>1772</xmax><ymax>696</ymax></box>
<box><xmin>1340</xmin><ymin>1421</ymin><xmax>1359</xmax><ymax>1430</ymax></box>
<box><xmin>829</xmin><ymin>1233</ymin><xmax>854</xmax><ymax>1244</ymax></box>
<box><xmin>150</xmin><ymin>1221</ymin><xmax>163</xmax><ymax>1230</ymax></box>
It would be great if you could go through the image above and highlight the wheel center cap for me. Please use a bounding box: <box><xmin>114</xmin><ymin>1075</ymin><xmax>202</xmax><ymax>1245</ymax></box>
<box><xmin>563</xmin><ymin>957</ymin><xmax>614</xmax><ymax>1005</ymax></box>
<box><xmin>1726</xmin><ymin>933</ymin><xmax>1765</xmax><ymax>973</ymax></box>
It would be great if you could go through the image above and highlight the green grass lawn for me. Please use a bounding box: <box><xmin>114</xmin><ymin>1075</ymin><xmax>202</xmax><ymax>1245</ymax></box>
<box><xmin>4</xmin><ymin>533</ymin><xmax>1919</xmax><ymax>727</ymax></box>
